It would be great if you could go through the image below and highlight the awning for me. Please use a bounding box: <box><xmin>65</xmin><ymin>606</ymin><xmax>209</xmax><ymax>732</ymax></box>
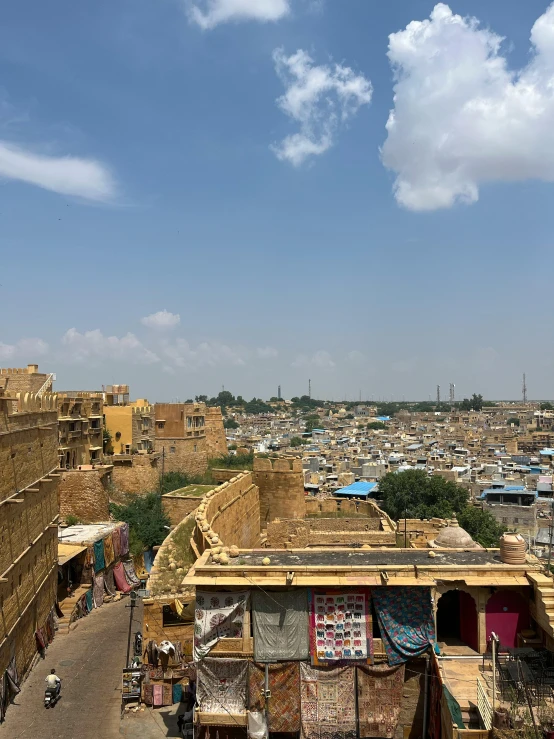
<box><xmin>58</xmin><ymin>543</ymin><xmax>87</xmax><ymax>566</ymax></box>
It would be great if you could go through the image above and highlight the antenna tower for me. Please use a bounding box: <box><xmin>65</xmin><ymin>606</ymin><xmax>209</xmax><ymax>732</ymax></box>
<box><xmin>436</xmin><ymin>385</ymin><xmax>440</xmax><ymax>405</ymax></box>
<box><xmin>308</xmin><ymin>379</ymin><xmax>311</xmax><ymax>399</ymax></box>
<box><xmin>278</xmin><ymin>385</ymin><xmax>281</xmax><ymax>400</ymax></box>
<box><xmin>522</xmin><ymin>373</ymin><xmax>527</xmax><ymax>404</ymax></box>
<box><xmin>449</xmin><ymin>383</ymin><xmax>455</xmax><ymax>404</ymax></box>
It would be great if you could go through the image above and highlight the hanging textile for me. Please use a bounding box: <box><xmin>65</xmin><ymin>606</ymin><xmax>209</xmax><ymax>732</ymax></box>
<box><xmin>112</xmin><ymin>527</ymin><xmax>121</xmax><ymax>559</ymax></box>
<box><xmin>0</xmin><ymin>673</ymin><xmax>5</xmax><ymax>723</ymax></box>
<box><xmin>372</xmin><ymin>587</ymin><xmax>435</xmax><ymax>666</ymax></box>
<box><xmin>197</xmin><ymin>657</ymin><xmax>248</xmax><ymax>715</ymax></box>
<box><xmin>119</xmin><ymin>523</ymin><xmax>130</xmax><ymax>556</ymax></box>
<box><xmin>163</xmin><ymin>683</ymin><xmax>173</xmax><ymax>706</ymax></box>
<box><xmin>93</xmin><ymin>540</ymin><xmax>105</xmax><ymax>572</ymax></box>
<box><xmin>428</xmin><ymin>657</ymin><xmax>443</xmax><ymax>739</ymax></box>
<box><xmin>104</xmin><ymin>567</ymin><xmax>116</xmax><ymax>596</ymax></box>
<box><xmin>55</xmin><ymin>602</ymin><xmax>64</xmax><ymax>618</ymax></box>
<box><xmin>45</xmin><ymin>611</ymin><xmax>55</xmax><ymax>643</ymax></box>
<box><xmin>300</xmin><ymin>663</ymin><xmax>356</xmax><ymax>739</ymax></box>
<box><xmin>252</xmin><ymin>589</ymin><xmax>309</xmax><ymax>661</ymax></box>
<box><xmin>113</xmin><ymin>562</ymin><xmax>132</xmax><ymax>593</ymax></box>
<box><xmin>86</xmin><ymin>546</ymin><xmax>95</xmax><ymax>569</ymax></box>
<box><xmin>103</xmin><ymin>535</ymin><xmax>115</xmax><ymax>568</ymax></box>
<box><xmin>175</xmin><ymin>599</ymin><xmax>195</xmax><ymax>623</ymax></box>
<box><xmin>153</xmin><ymin>684</ymin><xmax>164</xmax><ymax>707</ymax></box>
<box><xmin>93</xmin><ymin>573</ymin><xmax>104</xmax><ymax>608</ymax></box>
<box><xmin>357</xmin><ymin>663</ymin><xmax>405</xmax><ymax>738</ymax></box>
<box><xmin>122</xmin><ymin>560</ymin><xmax>140</xmax><ymax>587</ymax></box>
<box><xmin>248</xmin><ymin>711</ymin><xmax>268</xmax><ymax>739</ymax></box>
<box><xmin>194</xmin><ymin>590</ymin><xmax>249</xmax><ymax>661</ymax></box>
<box><xmin>248</xmin><ymin>662</ymin><xmax>301</xmax><ymax>733</ymax></box>
<box><xmin>144</xmin><ymin>640</ymin><xmax>159</xmax><ymax>667</ymax></box>
<box><xmin>443</xmin><ymin>687</ymin><xmax>465</xmax><ymax>729</ymax></box>
<box><xmin>143</xmin><ymin>683</ymin><xmax>154</xmax><ymax>705</ymax></box>
<box><xmin>35</xmin><ymin>629</ymin><xmax>46</xmax><ymax>653</ymax></box>
<box><xmin>173</xmin><ymin>683</ymin><xmax>183</xmax><ymax>703</ymax></box>
<box><xmin>309</xmin><ymin>589</ymin><xmax>372</xmax><ymax>666</ymax></box>
<box><xmin>85</xmin><ymin>588</ymin><xmax>94</xmax><ymax>613</ymax></box>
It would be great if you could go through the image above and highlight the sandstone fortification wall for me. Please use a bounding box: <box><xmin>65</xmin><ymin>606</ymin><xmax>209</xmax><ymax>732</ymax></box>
<box><xmin>252</xmin><ymin>457</ymin><xmax>306</xmax><ymax>525</ymax></box>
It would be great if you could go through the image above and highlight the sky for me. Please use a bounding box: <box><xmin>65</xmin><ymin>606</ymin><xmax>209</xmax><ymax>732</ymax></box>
<box><xmin>1</xmin><ymin>0</ymin><xmax>554</xmax><ymax>402</ymax></box>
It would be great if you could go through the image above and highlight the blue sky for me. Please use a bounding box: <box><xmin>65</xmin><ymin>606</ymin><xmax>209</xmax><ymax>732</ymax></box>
<box><xmin>1</xmin><ymin>0</ymin><xmax>554</xmax><ymax>401</ymax></box>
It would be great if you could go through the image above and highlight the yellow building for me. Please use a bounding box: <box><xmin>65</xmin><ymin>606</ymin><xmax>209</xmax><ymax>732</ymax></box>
<box><xmin>103</xmin><ymin>400</ymin><xmax>156</xmax><ymax>455</ymax></box>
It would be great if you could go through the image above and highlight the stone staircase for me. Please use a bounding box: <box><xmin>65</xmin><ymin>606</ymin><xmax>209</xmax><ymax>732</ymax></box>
<box><xmin>56</xmin><ymin>585</ymin><xmax>91</xmax><ymax>634</ymax></box>
<box><xmin>528</xmin><ymin>572</ymin><xmax>554</xmax><ymax>638</ymax></box>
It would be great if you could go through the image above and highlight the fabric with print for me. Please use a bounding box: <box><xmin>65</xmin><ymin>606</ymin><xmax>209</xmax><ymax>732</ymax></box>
<box><xmin>248</xmin><ymin>662</ymin><xmax>301</xmax><ymax>733</ymax></box>
<box><xmin>104</xmin><ymin>567</ymin><xmax>116</xmax><ymax>596</ymax></box>
<box><xmin>357</xmin><ymin>663</ymin><xmax>405</xmax><ymax>738</ymax></box>
<box><xmin>197</xmin><ymin>658</ymin><xmax>248</xmax><ymax>715</ymax></box>
<box><xmin>103</xmin><ymin>534</ymin><xmax>115</xmax><ymax>567</ymax></box>
<box><xmin>309</xmin><ymin>589</ymin><xmax>372</xmax><ymax>666</ymax></box>
<box><xmin>372</xmin><ymin>587</ymin><xmax>435</xmax><ymax>666</ymax></box>
<box><xmin>119</xmin><ymin>523</ymin><xmax>129</xmax><ymax>556</ymax></box>
<box><xmin>163</xmin><ymin>683</ymin><xmax>173</xmax><ymax>706</ymax></box>
<box><xmin>194</xmin><ymin>590</ymin><xmax>249</xmax><ymax>661</ymax></box>
<box><xmin>123</xmin><ymin>560</ymin><xmax>140</xmax><ymax>587</ymax></box>
<box><xmin>93</xmin><ymin>573</ymin><xmax>104</xmax><ymax>608</ymax></box>
<box><xmin>300</xmin><ymin>663</ymin><xmax>356</xmax><ymax>739</ymax></box>
<box><xmin>113</xmin><ymin>562</ymin><xmax>132</xmax><ymax>593</ymax></box>
<box><xmin>112</xmin><ymin>527</ymin><xmax>121</xmax><ymax>559</ymax></box>
<box><xmin>85</xmin><ymin>588</ymin><xmax>94</xmax><ymax>613</ymax></box>
<box><xmin>93</xmin><ymin>540</ymin><xmax>105</xmax><ymax>572</ymax></box>
<box><xmin>142</xmin><ymin>683</ymin><xmax>153</xmax><ymax>705</ymax></box>
<box><xmin>252</xmin><ymin>589</ymin><xmax>309</xmax><ymax>661</ymax></box>
<box><xmin>153</xmin><ymin>684</ymin><xmax>163</xmax><ymax>707</ymax></box>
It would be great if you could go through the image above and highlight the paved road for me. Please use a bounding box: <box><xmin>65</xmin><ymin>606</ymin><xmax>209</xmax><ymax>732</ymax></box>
<box><xmin>0</xmin><ymin>597</ymin><xmax>140</xmax><ymax>739</ymax></box>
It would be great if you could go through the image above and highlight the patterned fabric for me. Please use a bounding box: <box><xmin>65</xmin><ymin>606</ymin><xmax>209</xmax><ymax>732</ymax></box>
<box><xmin>93</xmin><ymin>573</ymin><xmax>104</xmax><ymax>608</ymax></box>
<box><xmin>103</xmin><ymin>535</ymin><xmax>115</xmax><ymax>567</ymax></box>
<box><xmin>143</xmin><ymin>683</ymin><xmax>153</xmax><ymax>705</ymax></box>
<box><xmin>428</xmin><ymin>657</ymin><xmax>442</xmax><ymax>739</ymax></box>
<box><xmin>300</xmin><ymin>663</ymin><xmax>356</xmax><ymax>739</ymax></box>
<box><xmin>163</xmin><ymin>683</ymin><xmax>173</xmax><ymax>706</ymax></box>
<box><xmin>173</xmin><ymin>683</ymin><xmax>183</xmax><ymax>703</ymax></box>
<box><xmin>197</xmin><ymin>658</ymin><xmax>248</xmax><ymax>715</ymax></box>
<box><xmin>248</xmin><ymin>662</ymin><xmax>301</xmax><ymax>733</ymax></box>
<box><xmin>86</xmin><ymin>546</ymin><xmax>95</xmax><ymax>569</ymax></box>
<box><xmin>104</xmin><ymin>567</ymin><xmax>116</xmax><ymax>596</ymax></box>
<box><xmin>252</xmin><ymin>589</ymin><xmax>309</xmax><ymax>661</ymax></box>
<box><xmin>119</xmin><ymin>523</ymin><xmax>129</xmax><ymax>556</ymax></box>
<box><xmin>85</xmin><ymin>588</ymin><xmax>94</xmax><ymax>613</ymax></box>
<box><xmin>93</xmin><ymin>540</ymin><xmax>105</xmax><ymax>572</ymax></box>
<box><xmin>372</xmin><ymin>587</ymin><xmax>435</xmax><ymax>666</ymax></box>
<box><xmin>123</xmin><ymin>560</ymin><xmax>140</xmax><ymax>587</ymax></box>
<box><xmin>194</xmin><ymin>590</ymin><xmax>249</xmax><ymax>661</ymax></box>
<box><xmin>357</xmin><ymin>664</ymin><xmax>405</xmax><ymax>738</ymax></box>
<box><xmin>113</xmin><ymin>562</ymin><xmax>132</xmax><ymax>593</ymax></box>
<box><xmin>112</xmin><ymin>527</ymin><xmax>121</xmax><ymax>559</ymax></box>
<box><xmin>153</xmin><ymin>684</ymin><xmax>163</xmax><ymax>707</ymax></box>
<box><xmin>309</xmin><ymin>589</ymin><xmax>372</xmax><ymax>666</ymax></box>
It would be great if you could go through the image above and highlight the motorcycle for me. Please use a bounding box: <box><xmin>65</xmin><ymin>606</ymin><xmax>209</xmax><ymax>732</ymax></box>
<box><xmin>44</xmin><ymin>684</ymin><xmax>61</xmax><ymax>708</ymax></box>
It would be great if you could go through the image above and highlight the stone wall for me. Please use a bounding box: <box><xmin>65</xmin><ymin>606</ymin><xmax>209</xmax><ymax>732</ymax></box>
<box><xmin>162</xmin><ymin>494</ymin><xmax>206</xmax><ymax>526</ymax></box>
<box><xmin>483</xmin><ymin>502</ymin><xmax>537</xmax><ymax>532</ymax></box>
<box><xmin>202</xmin><ymin>473</ymin><xmax>260</xmax><ymax>551</ymax></box>
<box><xmin>58</xmin><ymin>466</ymin><xmax>113</xmax><ymax>522</ymax></box>
<box><xmin>204</xmin><ymin>407</ymin><xmax>228</xmax><ymax>457</ymax></box>
<box><xmin>253</xmin><ymin>457</ymin><xmax>306</xmax><ymax>525</ymax></box>
<box><xmin>154</xmin><ymin>437</ymin><xmax>208</xmax><ymax>476</ymax></box>
<box><xmin>111</xmin><ymin>455</ymin><xmax>159</xmax><ymax>495</ymax></box>
<box><xmin>266</xmin><ymin>517</ymin><xmax>395</xmax><ymax>548</ymax></box>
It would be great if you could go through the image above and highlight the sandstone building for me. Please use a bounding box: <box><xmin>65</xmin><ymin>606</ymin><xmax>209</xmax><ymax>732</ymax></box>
<box><xmin>57</xmin><ymin>391</ymin><xmax>104</xmax><ymax>468</ymax></box>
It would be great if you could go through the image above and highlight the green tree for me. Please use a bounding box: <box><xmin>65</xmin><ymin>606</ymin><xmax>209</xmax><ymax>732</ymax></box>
<box><xmin>103</xmin><ymin>427</ymin><xmax>113</xmax><ymax>454</ymax></box>
<box><xmin>304</xmin><ymin>415</ymin><xmax>321</xmax><ymax>433</ymax></box>
<box><xmin>110</xmin><ymin>492</ymin><xmax>170</xmax><ymax>553</ymax></box>
<box><xmin>290</xmin><ymin>436</ymin><xmax>307</xmax><ymax>447</ymax></box>
<box><xmin>195</xmin><ymin>395</ymin><xmax>208</xmax><ymax>403</ymax></box>
<box><xmin>224</xmin><ymin>418</ymin><xmax>239</xmax><ymax>429</ymax></box>
<box><xmin>378</xmin><ymin>470</ymin><xmax>469</xmax><ymax>520</ymax></box>
<box><xmin>457</xmin><ymin>507</ymin><xmax>506</xmax><ymax>548</ymax></box>
<box><xmin>460</xmin><ymin>398</ymin><xmax>472</xmax><ymax>411</ymax></box>
<box><xmin>507</xmin><ymin>417</ymin><xmax>520</xmax><ymax>426</ymax></box>
<box><xmin>208</xmin><ymin>451</ymin><xmax>255</xmax><ymax>470</ymax></box>
<box><xmin>367</xmin><ymin>421</ymin><xmax>386</xmax><ymax>430</ymax></box>
<box><xmin>471</xmin><ymin>393</ymin><xmax>484</xmax><ymax>411</ymax></box>
<box><xmin>541</xmin><ymin>402</ymin><xmax>553</xmax><ymax>411</ymax></box>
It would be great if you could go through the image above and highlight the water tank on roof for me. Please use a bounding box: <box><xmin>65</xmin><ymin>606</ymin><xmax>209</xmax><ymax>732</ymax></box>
<box><xmin>500</xmin><ymin>533</ymin><xmax>526</xmax><ymax>565</ymax></box>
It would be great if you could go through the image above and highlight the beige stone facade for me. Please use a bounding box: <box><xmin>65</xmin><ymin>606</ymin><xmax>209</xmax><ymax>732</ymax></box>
<box><xmin>204</xmin><ymin>406</ymin><xmax>227</xmax><ymax>457</ymax></box>
<box><xmin>57</xmin><ymin>391</ymin><xmax>104</xmax><ymax>468</ymax></box>
<box><xmin>252</xmin><ymin>456</ymin><xmax>306</xmax><ymax>525</ymax></box>
<box><xmin>155</xmin><ymin>402</ymin><xmax>209</xmax><ymax>475</ymax></box>
<box><xmin>111</xmin><ymin>454</ymin><xmax>160</xmax><ymax>495</ymax></box>
<box><xmin>103</xmin><ymin>402</ymin><xmax>156</xmax><ymax>455</ymax></box>
<box><xmin>58</xmin><ymin>465</ymin><xmax>113</xmax><ymax>522</ymax></box>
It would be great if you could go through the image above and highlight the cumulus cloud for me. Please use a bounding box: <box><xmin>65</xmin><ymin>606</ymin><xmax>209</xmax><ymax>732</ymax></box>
<box><xmin>0</xmin><ymin>337</ymin><xmax>49</xmax><ymax>360</ymax></box>
<box><xmin>163</xmin><ymin>338</ymin><xmax>246</xmax><ymax>370</ymax></box>
<box><xmin>188</xmin><ymin>0</ymin><xmax>289</xmax><ymax>29</ymax></box>
<box><xmin>272</xmin><ymin>48</ymin><xmax>372</xmax><ymax>166</ymax></box>
<box><xmin>0</xmin><ymin>140</ymin><xmax>116</xmax><ymax>202</ymax></box>
<box><xmin>382</xmin><ymin>2</ymin><xmax>554</xmax><ymax>211</ymax></box>
<box><xmin>257</xmin><ymin>346</ymin><xmax>278</xmax><ymax>359</ymax></box>
<box><xmin>141</xmin><ymin>310</ymin><xmax>181</xmax><ymax>330</ymax></box>
<box><xmin>61</xmin><ymin>328</ymin><xmax>159</xmax><ymax>364</ymax></box>
<box><xmin>291</xmin><ymin>350</ymin><xmax>335</xmax><ymax>369</ymax></box>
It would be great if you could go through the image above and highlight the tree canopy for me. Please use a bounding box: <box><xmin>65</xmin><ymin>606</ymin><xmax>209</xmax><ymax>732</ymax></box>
<box><xmin>110</xmin><ymin>492</ymin><xmax>170</xmax><ymax>554</ymax></box>
<box><xmin>457</xmin><ymin>507</ymin><xmax>506</xmax><ymax>548</ymax></box>
<box><xmin>367</xmin><ymin>421</ymin><xmax>386</xmax><ymax>430</ymax></box>
<box><xmin>290</xmin><ymin>436</ymin><xmax>307</xmax><ymax>447</ymax></box>
<box><xmin>541</xmin><ymin>402</ymin><xmax>553</xmax><ymax>411</ymax></box>
<box><xmin>378</xmin><ymin>470</ymin><xmax>469</xmax><ymax>520</ymax></box>
<box><xmin>224</xmin><ymin>418</ymin><xmax>239</xmax><ymax>429</ymax></box>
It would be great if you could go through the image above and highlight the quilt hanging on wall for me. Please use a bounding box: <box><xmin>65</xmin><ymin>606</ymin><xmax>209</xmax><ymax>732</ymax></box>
<box><xmin>252</xmin><ymin>589</ymin><xmax>309</xmax><ymax>661</ymax></box>
<box><xmin>357</xmin><ymin>663</ymin><xmax>405</xmax><ymax>739</ymax></box>
<box><xmin>194</xmin><ymin>590</ymin><xmax>249</xmax><ymax>661</ymax></box>
<box><xmin>197</xmin><ymin>657</ymin><xmax>248</xmax><ymax>715</ymax></box>
<box><xmin>372</xmin><ymin>587</ymin><xmax>435</xmax><ymax>666</ymax></box>
<box><xmin>309</xmin><ymin>589</ymin><xmax>372</xmax><ymax>665</ymax></box>
<box><xmin>248</xmin><ymin>662</ymin><xmax>301</xmax><ymax>733</ymax></box>
<box><xmin>300</xmin><ymin>663</ymin><xmax>356</xmax><ymax>739</ymax></box>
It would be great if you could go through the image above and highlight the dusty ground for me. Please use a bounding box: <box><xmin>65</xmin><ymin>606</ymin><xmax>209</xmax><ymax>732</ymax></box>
<box><xmin>0</xmin><ymin>597</ymin><xmax>182</xmax><ymax>738</ymax></box>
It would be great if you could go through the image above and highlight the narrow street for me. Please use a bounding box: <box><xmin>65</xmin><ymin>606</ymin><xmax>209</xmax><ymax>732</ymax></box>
<box><xmin>0</xmin><ymin>597</ymin><xmax>140</xmax><ymax>739</ymax></box>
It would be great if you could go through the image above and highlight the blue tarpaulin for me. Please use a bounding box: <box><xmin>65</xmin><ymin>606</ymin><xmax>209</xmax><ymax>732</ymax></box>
<box><xmin>334</xmin><ymin>481</ymin><xmax>377</xmax><ymax>498</ymax></box>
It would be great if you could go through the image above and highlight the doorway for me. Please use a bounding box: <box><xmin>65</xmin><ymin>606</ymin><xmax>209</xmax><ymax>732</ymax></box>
<box><xmin>486</xmin><ymin>590</ymin><xmax>529</xmax><ymax>648</ymax></box>
<box><xmin>437</xmin><ymin>589</ymin><xmax>478</xmax><ymax>651</ymax></box>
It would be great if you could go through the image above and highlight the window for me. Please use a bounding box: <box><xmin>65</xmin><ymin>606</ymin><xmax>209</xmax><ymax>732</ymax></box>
<box><xmin>125</xmin><ymin>444</ymin><xmax>131</xmax><ymax>454</ymax></box>
<box><xmin>187</xmin><ymin>417</ymin><xmax>192</xmax><ymax>429</ymax></box>
<box><xmin>170</xmin><ymin>446</ymin><xmax>176</xmax><ymax>454</ymax></box>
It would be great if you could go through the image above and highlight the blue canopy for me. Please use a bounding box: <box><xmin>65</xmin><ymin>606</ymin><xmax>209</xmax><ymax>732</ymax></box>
<box><xmin>335</xmin><ymin>481</ymin><xmax>377</xmax><ymax>498</ymax></box>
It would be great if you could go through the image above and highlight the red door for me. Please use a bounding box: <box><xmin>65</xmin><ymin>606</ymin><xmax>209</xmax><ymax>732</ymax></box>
<box><xmin>459</xmin><ymin>590</ymin><xmax>478</xmax><ymax>652</ymax></box>
<box><xmin>486</xmin><ymin>591</ymin><xmax>529</xmax><ymax>648</ymax></box>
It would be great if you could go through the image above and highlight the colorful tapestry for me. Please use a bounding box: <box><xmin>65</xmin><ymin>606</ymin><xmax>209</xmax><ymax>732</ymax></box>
<box><xmin>112</xmin><ymin>527</ymin><xmax>121</xmax><ymax>559</ymax></box>
<box><xmin>143</xmin><ymin>683</ymin><xmax>153</xmax><ymax>705</ymax></box>
<box><xmin>357</xmin><ymin>663</ymin><xmax>405</xmax><ymax>738</ymax></box>
<box><xmin>93</xmin><ymin>573</ymin><xmax>104</xmax><ymax>608</ymax></box>
<box><xmin>252</xmin><ymin>589</ymin><xmax>309</xmax><ymax>661</ymax></box>
<box><xmin>93</xmin><ymin>540</ymin><xmax>105</xmax><ymax>572</ymax></box>
<box><xmin>372</xmin><ymin>587</ymin><xmax>435</xmax><ymax>666</ymax></box>
<box><xmin>104</xmin><ymin>567</ymin><xmax>116</xmax><ymax>596</ymax></box>
<box><xmin>163</xmin><ymin>683</ymin><xmax>173</xmax><ymax>706</ymax></box>
<box><xmin>300</xmin><ymin>663</ymin><xmax>356</xmax><ymax>739</ymax></box>
<box><xmin>113</xmin><ymin>562</ymin><xmax>132</xmax><ymax>593</ymax></box>
<box><xmin>197</xmin><ymin>658</ymin><xmax>248</xmax><ymax>715</ymax></box>
<box><xmin>103</xmin><ymin>534</ymin><xmax>115</xmax><ymax>567</ymax></box>
<box><xmin>248</xmin><ymin>662</ymin><xmax>301</xmax><ymax>733</ymax></box>
<box><xmin>123</xmin><ymin>560</ymin><xmax>140</xmax><ymax>587</ymax></box>
<box><xmin>309</xmin><ymin>589</ymin><xmax>372</xmax><ymax>665</ymax></box>
<box><xmin>194</xmin><ymin>590</ymin><xmax>249</xmax><ymax>661</ymax></box>
<box><xmin>173</xmin><ymin>683</ymin><xmax>183</xmax><ymax>703</ymax></box>
<box><xmin>119</xmin><ymin>523</ymin><xmax>129</xmax><ymax>556</ymax></box>
<box><xmin>85</xmin><ymin>588</ymin><xmax>94</xmax><ymax>612</ymax></box>
<box><xmin>153</xmin><ymin>683</ymin><xmax>163</xmax><ymax>707</ymax></box>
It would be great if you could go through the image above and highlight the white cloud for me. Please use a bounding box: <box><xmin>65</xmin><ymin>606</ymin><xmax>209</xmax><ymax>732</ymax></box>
<box><xmin>0</xmin><ymin>337</ymin><xmax>49</xmax><ymax>360</ymax></box>
<box><xmin>141</xmin><ymin>310</ymin><xmax>181</xmax><ymax>330</ymax></box>
<box><xmin>0</xmin><ymin>140</ymin><xmax>116</xmax><ymax>202</ymax></box>
<box><xmin>292</xmin><ymin>350</ymin><xmax>335</xmax><ymax>369</ymax></box>
<box><xmin>163</xmin><ymin>338</ymin><xmax>246</xmax><ymax>370</ymax></box>
<box><xmin>61</xmin><ymin>328</ymin><xmax>159</xmax><ymax>364</ymax></box>
<box><xmin>346</xmin><ymin>350</ymin><xmax>365</xmax><ymax>363</ymax></box>
<box><xmin>257</xmin><ymin>346</ymin><xmax>278</xmax><ymax>359</ymax></box>
<box><xmin>272</xmin><ymin>48</ymin><xmax>372</xmax><ymax>166</ymax></box>
<box><xmin>382</xmin><ymin>2</ymin><xmax>554</xmax><ymax>211</ymax></box>
<box><xmin>188</xmin><ymin>0</ymin><xmax>290</xmax><ymax>29</ymax></box>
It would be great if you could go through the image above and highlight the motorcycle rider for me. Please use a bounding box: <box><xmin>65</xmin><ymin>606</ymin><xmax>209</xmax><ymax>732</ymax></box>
<box><xmin>45</xmin><ymin>668</ymin><xmax>61</xmax><ymax>699</ymax></box>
